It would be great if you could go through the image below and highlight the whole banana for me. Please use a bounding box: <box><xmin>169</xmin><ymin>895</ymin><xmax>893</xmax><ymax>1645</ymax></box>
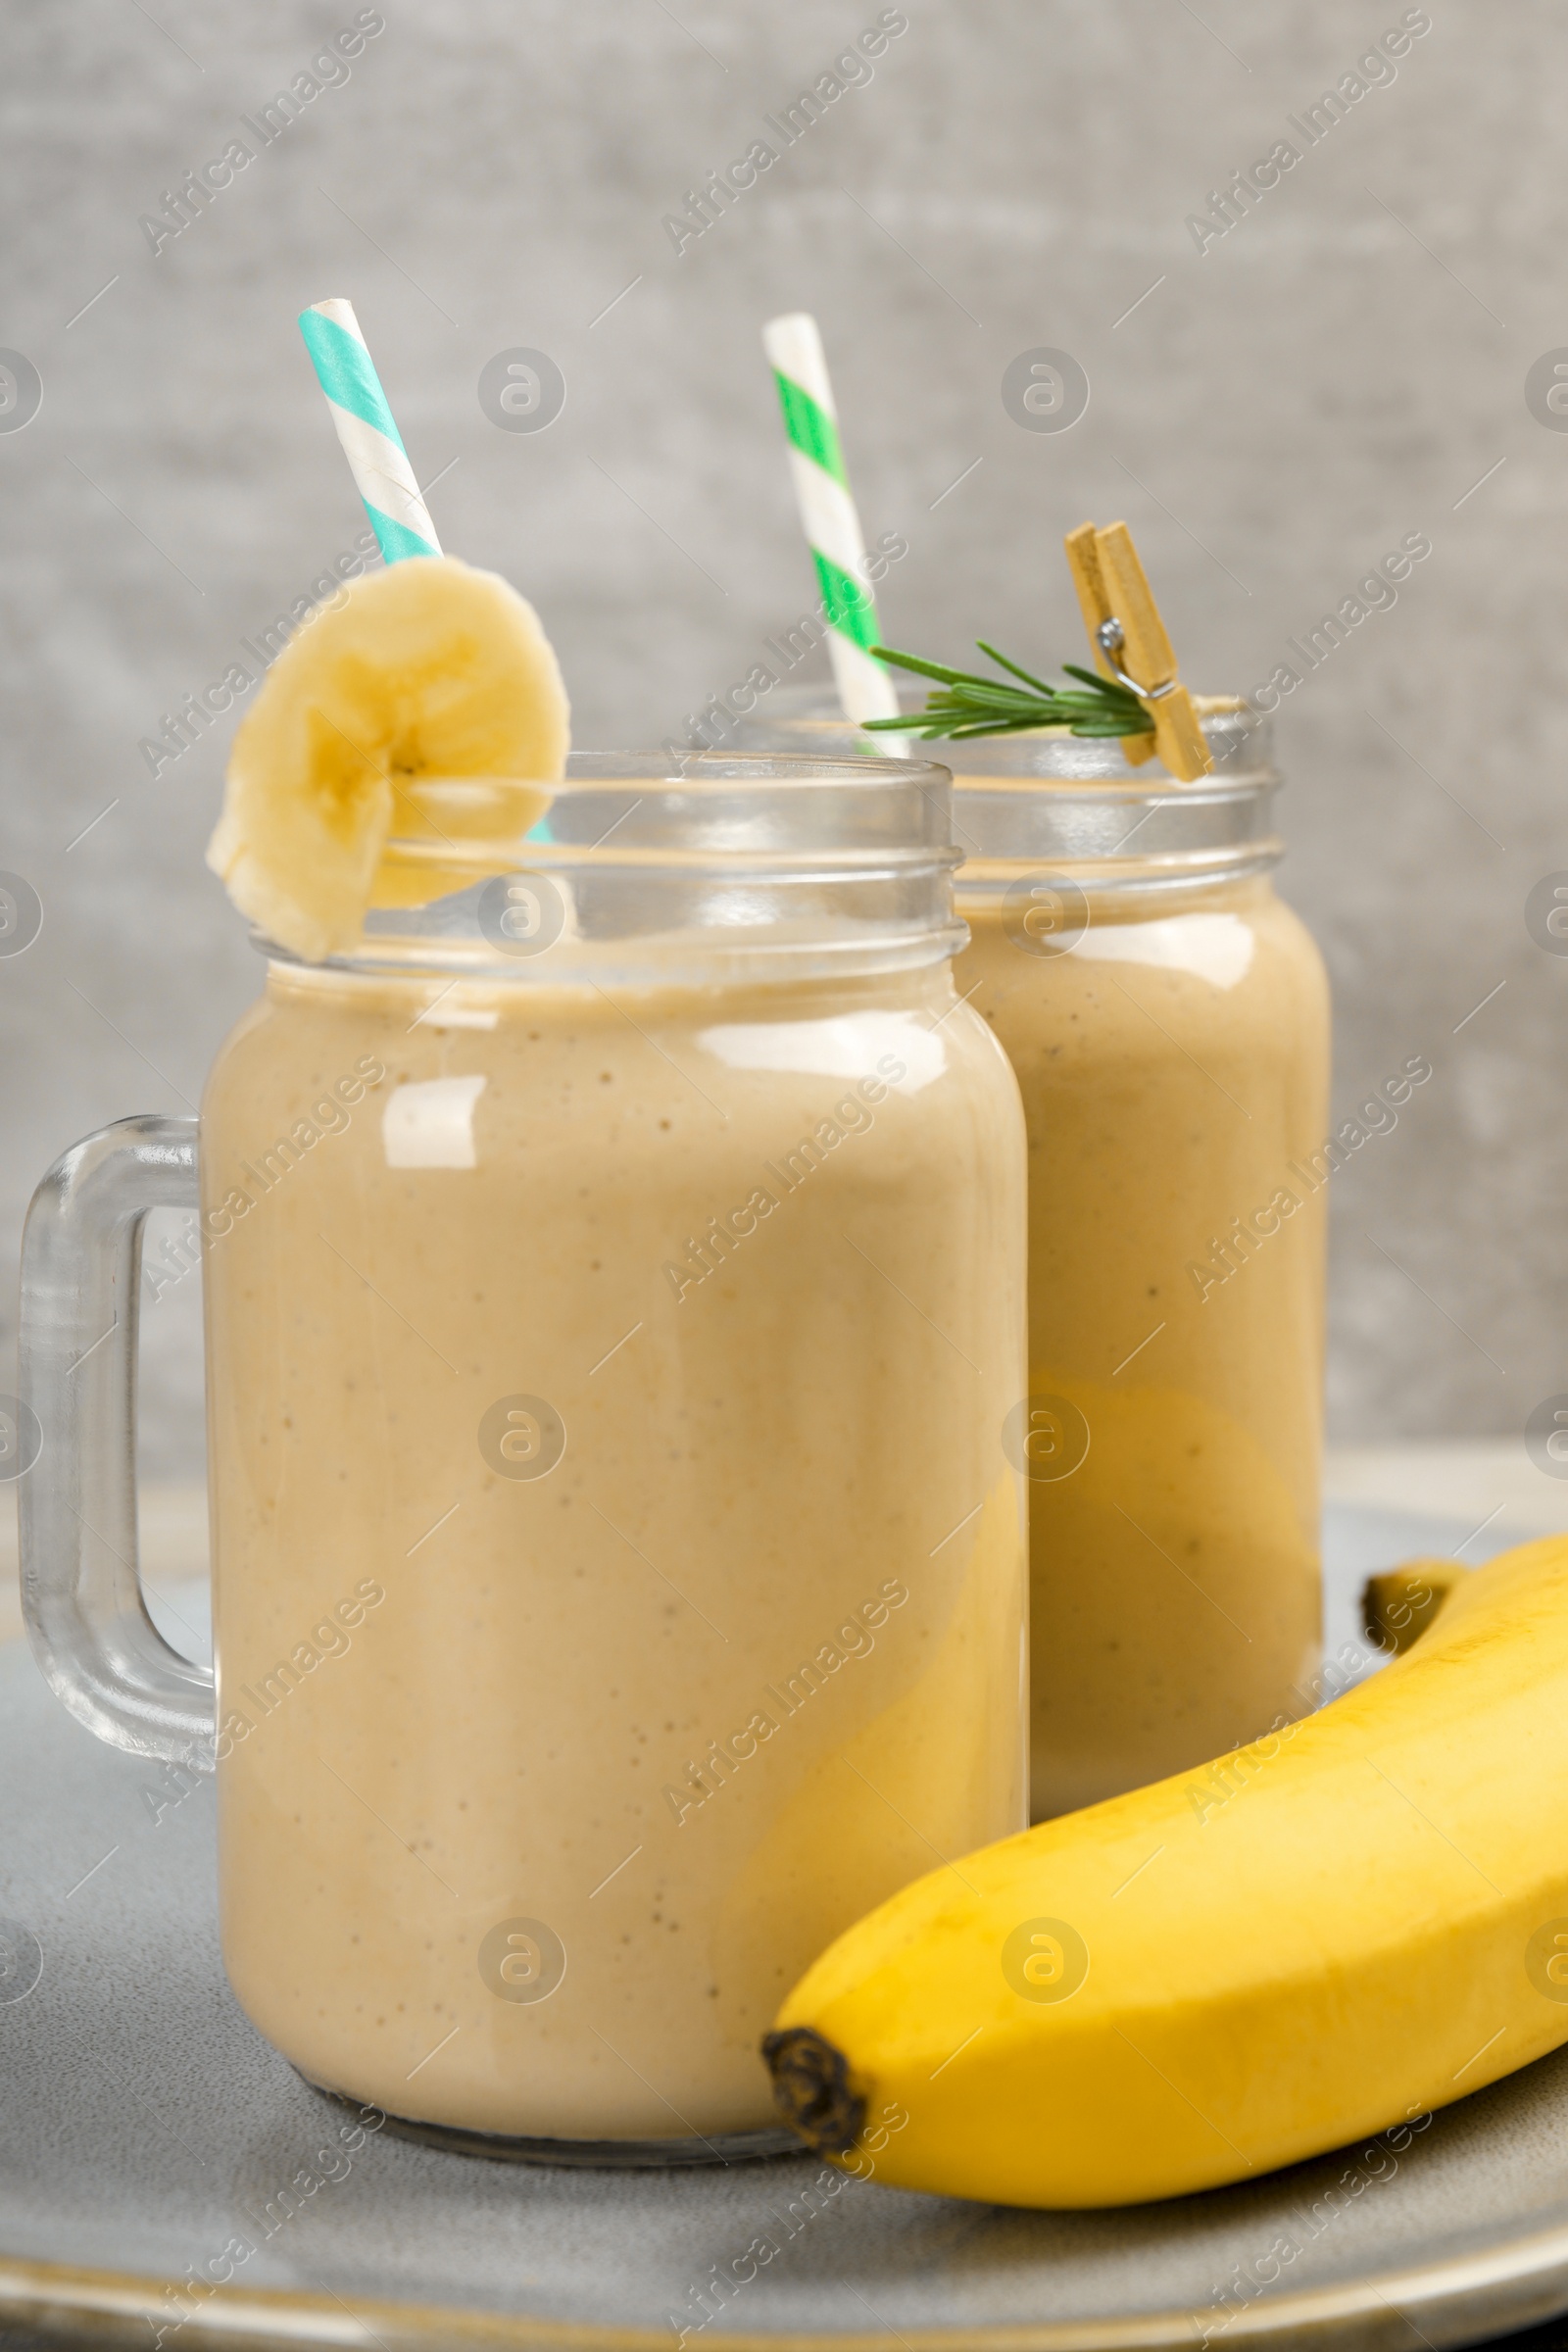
<box><xmin>765</xmin><ymin>1536</ymin><xmax>1568</xmax><ymax>2207</ymax></box>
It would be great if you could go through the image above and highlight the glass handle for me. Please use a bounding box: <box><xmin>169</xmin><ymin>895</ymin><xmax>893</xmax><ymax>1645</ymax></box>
<box><xmin>19</xmin><ymin>1114</ymin><xmax>215</xmax><ymax>1769</ymax></box>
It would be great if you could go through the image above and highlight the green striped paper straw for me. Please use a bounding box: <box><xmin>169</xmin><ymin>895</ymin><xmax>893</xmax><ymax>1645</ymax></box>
<box><xmin>298</xmin><ymin>298</ymin><xmax>441</xmax><ymax>564</ymax></box>
<box><xmin>762</xmin><ymin>313</ymin><xmax>901</xmax><ymax>728</ymax></box>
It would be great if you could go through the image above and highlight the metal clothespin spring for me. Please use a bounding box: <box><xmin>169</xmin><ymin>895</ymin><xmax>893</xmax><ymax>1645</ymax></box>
<box><xmin>1097</xmin><ymin>617</ymin><xmax>1178</xmax><ymax>703</ymax></box>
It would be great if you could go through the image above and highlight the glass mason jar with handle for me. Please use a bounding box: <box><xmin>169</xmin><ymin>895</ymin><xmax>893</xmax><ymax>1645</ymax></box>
<box><xmin>20</xmin><ymin>752</ymin><xmax>1028</xmax><ymax>2158</ymax></box>
<box><xmin>737</xmin><ymin>692</ymin><xmax>1330</xmax><ymax>1820</ymax></box>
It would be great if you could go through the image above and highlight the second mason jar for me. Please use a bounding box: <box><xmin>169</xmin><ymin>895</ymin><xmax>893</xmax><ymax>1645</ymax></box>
<box><xmin>740</xmin><ymin>694</ymin><xmax>1329</xmax><ymax>1819</ymax></box>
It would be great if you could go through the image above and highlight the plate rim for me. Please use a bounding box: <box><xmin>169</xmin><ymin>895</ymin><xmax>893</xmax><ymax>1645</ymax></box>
<box><xmin>7</xmin><ymin>2206</ymin><xmax>1568</xmax><ymax>2352</ymax></box>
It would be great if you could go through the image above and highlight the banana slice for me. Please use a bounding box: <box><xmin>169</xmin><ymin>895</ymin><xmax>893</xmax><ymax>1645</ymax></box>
<box><xmin>207</xmin><ymin>555</ymin><xmax>569</xmax><ymax>961</ymax></box>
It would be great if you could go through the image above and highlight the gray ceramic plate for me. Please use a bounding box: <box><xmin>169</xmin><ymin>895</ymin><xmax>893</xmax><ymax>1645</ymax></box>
<box><xmin>2</xmin><ymin>1505</ymin><xmax>1564</xmax><ymax>2352</ymax></box>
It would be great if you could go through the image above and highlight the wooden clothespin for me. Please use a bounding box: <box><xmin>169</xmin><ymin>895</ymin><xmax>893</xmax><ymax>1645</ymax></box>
<box><xmin>1063</xmin><ymin>521</ymin><xmax>1211</xmax><ymax>781</ymax></box>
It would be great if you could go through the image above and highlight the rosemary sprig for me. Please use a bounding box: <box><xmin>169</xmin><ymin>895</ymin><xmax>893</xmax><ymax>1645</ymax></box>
<box><xmin>862</xmin><ymin>640</ymin><xmax>1152</xmax><ymax>743</ymax></box>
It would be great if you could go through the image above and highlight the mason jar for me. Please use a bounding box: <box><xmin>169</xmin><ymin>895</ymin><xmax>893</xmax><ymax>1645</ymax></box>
<box><xmin>738</xmin><ymin>691</ymin><xmax>1329</xmax><ymax>1818</ymax></box>
<box><xmin>20</xmin><ymin>753</ymin><xmax>1027</xmax><ymax>2157</ymax></box>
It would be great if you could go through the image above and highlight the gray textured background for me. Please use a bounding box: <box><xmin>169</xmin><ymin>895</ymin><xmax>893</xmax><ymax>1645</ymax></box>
<box><xmin>0</xmin><ymin>0</ymin><xmax>1556</xmax><ymax>1474</ymax></box>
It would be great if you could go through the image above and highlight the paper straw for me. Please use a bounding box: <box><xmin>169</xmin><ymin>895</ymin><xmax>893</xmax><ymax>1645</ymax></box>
<box><xmin>297</xmin><ymin>298</ymin><xmax>441</xmax><ymax>564</ymax></box>
<box><xmin>762</xmin><ymin>313</ymin><xmax>901</xmax><ymax>728</ymax></box>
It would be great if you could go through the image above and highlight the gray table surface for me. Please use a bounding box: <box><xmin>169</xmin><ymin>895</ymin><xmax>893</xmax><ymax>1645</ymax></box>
<box><xmin>1</xmin><ymin>1482</ymin><xmax>1565</xmax><ymax>2349</ymax></box>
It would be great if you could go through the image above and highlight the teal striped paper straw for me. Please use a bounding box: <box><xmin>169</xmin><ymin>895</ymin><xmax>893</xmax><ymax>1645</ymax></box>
<box><xmin>762</xmin><ymin>312</ymin><xmax>900</xmax><ymax>728</ymax></box>
<box><xmin>298</xmin><ymin>298</ymin><xmax>441</xmax><ymax>564</ymax></box>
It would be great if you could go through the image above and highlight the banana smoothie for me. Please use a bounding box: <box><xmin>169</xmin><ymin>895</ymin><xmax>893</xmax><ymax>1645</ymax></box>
<box><xmin>18</xmin><ymin>553</ymin><xmax>1028</xmax><ymax>2148</ymax></box>
<box><xmin>740</xmin><ymin>689</ymin><xmax>1331</xmax><ymax>1818</ymax></box>
<box><xmin>956</xmin><ymin>862</ymin><xmax>1329</xmax><ymax>1817</ymax></box>
<box><xmin>199</xmin><ymin>758</ymin><xmax>1028</xmax><ymax>2143</ymax></box>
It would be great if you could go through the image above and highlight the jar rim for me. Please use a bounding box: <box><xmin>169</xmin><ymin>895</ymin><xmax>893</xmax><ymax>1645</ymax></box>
<box><xmin>259</xmin><ymin>750</ymin><xmax>966</xmax><ymax>986</ymax></box>
<box><xmin>547</xmin><ymin>747</ymin><xmax>952</xmax><ymax>787</ymax></box>
<box><xmin>728</xmin><ymin>690</ymin><xmax>1282</xmax><ymax>889</ymax></box>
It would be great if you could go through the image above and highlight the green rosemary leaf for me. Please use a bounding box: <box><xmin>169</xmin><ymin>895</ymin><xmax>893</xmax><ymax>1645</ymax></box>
<box><xmin>972</xmin><ymin>641</ymin><xmax>1058</xmax><ymax>698</ymax></box>
<box><xmin>944</xmin><ymin>717</ymin><xmax>1065</xmax><ymax>738</ymax></box>
<box><xmin>866</xmin><ymin>638</ymin><xmax>1153</xmax><ymax>745</ymax></box>
<box><xmin>942</xmin><ymin>687</ymin><xmax>1044</xmax><ymax>712</ymax></box>
<box><xmin>866</xmin><ymin>645</ymin><xmax>975</xmax><ymax>688</ymax></box>
<box><xmin>1061</xmin><ymin>660</ymin><xmax>1135</xmax><ymax>706</ymax></box>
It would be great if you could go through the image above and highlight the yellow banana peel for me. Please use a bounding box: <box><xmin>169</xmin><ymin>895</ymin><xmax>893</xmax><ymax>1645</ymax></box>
<box><xmin>766</xmin><ymin>1537</ymin><xmax>1568</xmax><ymax>2207</ymax></box>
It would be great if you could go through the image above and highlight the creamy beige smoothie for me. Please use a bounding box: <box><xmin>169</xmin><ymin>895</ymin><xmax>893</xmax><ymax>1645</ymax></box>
<box><xmin>201</xmin><ymin>956</ymin><xmax>1026</xmax><ymax>2141</ymax></box>
<box><xmin>956</xmin><ymin>861</ymin><xmax>1329</xmax><ymax>1818</ymax></box>
<box><xmin>736</xmin><ymin>695</ymin><xmax>1332</xmax><ymax>1820</ymax></box>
